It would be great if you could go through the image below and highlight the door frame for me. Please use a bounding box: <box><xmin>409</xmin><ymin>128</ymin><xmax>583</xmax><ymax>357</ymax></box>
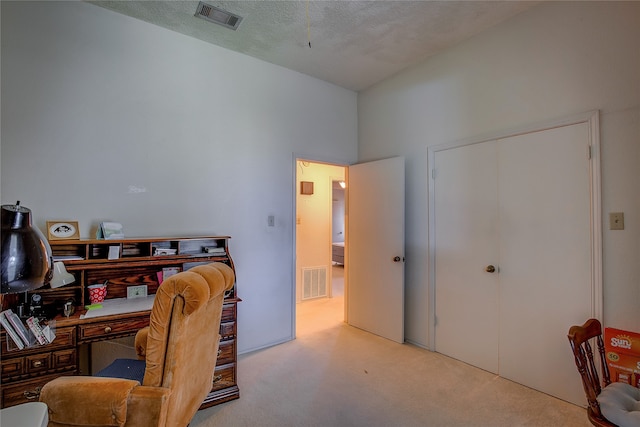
<box><xmin>292</xmin><ymin>154</ymin><xmax>349</xmax><ymax>338</ymax></box>
<box><xmin>427</xmin><ymin>110</ymin><xmax>602</xmax><ymax>349</ymax></box>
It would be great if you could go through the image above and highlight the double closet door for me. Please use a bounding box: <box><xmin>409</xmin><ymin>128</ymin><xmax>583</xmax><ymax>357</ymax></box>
<box><xmin>432</xmin><ymin>117</ymin><xmax>599</xmax><ymax>405</ymax></box>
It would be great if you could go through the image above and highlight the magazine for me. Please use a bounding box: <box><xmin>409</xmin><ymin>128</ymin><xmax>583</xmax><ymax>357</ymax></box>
<box><xmin>0</xmin><ymin>310</ymin><xmax>25</xmax><ymax>349</ymax></box>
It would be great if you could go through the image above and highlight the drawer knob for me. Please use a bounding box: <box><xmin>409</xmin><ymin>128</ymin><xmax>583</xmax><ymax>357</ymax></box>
<box><xmin>217</xmin><ymin>349</ymin><xmax>222</xmax><ymax>356</ymax></box>
<box><xmin>33</xmin><ymin>360</ymin><xmax>43</xmax><ymax>368</ymax></box>
<box><xmin>24</xmin><ymin>387</ymin><xmax>42</xmax><ymax>400</ymax></box>
<box><xmin>213</xmin><ymin>374</ymin><xmax>223</xmax><ymax>383</ymax></box>
<box><xmin>104</xmin><ymin>326</ymin><xmax>112</xmax><ymax>333</ymax></box>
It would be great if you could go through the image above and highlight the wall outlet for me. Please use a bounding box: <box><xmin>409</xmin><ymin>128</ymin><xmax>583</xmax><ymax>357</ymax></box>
<box><xmin>127</xmin><ymin>285</ymin><xmax>148</xmax><ymax>299</ymax></box>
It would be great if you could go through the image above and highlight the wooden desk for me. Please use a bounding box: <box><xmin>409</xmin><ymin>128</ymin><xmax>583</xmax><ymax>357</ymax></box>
<box><xmin>0</xmin><ymin>236</ymin><xmax>239</xmax><ymax>409</ymax></box>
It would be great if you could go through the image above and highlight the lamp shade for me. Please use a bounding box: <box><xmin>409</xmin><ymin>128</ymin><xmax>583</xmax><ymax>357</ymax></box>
<box><xmin>50</xmin><ymin>261</ymin><xmax>75</xmax><ymax>288</ymax></box>
<box><xmin>1</xmin><ymin>202</ymin><xmax>53</xmax><ymax>294</ymax></box>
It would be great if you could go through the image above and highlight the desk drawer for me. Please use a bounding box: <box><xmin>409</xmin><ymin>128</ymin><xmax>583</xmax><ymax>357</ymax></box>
<box><xmin>212</xmin><ymin>363</ymin><xmax>236</xmax><ymax>392</ymax></box>
<box><xmin>52</xmin><ymin>326</ymin><xmax>76</xmax><ymax>349</ymax></box>
<box><xmin>1</xmin><ymin>326</ymin><xmax>75</xmax><ymax>355</ymax></box>
<box><xmin>79</xmin><ymin>318</ymin><xmax>149</xmax><ymax>342</ymax></box>
<box><xmin>221</xmin><ymin>303</ymin><xmax>236</xmax><ymax>322</ymax></box>
<box><xmin>217</xmin><ymin>339</ymin><xmax>235</xmax><ymax>366</ymax></box>
<box><xmin>1</xmin><ymin>372</ymin><xmax>72</xmax><ymax>408</ymax></box>
<box><xmin>25</xmin><ymin>353</ymin><xmax>50</xmax><ymax>374</ymax></box>
<box><xmin>52</xmin><ymin>348</ymin><xmax>76</xmax><ymax>369</ymax></box>
<box><xmin>1</xmin><ymin>357</ymin><xmax>23</xmax><ymax>380</ymax></box>
<box><xmin>219</xmin><ymin>321</ymin><xmax>236</xmax><ymax>338</ymax></box>
<box><xmin>2</xmin><ymin>348</ymin><xmax>77</xmax><ymax>381</ymax></box>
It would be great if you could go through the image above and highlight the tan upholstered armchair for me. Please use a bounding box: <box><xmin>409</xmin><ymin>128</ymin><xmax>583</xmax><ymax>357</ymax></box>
<box><xmin>40</xmin><ymin>262</ymin><xmax>235</xmax><ymax>427</ymax></box>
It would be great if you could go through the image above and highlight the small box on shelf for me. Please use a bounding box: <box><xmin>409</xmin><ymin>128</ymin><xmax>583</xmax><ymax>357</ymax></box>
<box><xmin>179</xmin><ymin>238</ymin><xmax>223</xmax><ymax>255</ymax></box>
<box><xmin>152</xmin><ymin>240</ymin><xmax>179</xmax><ymax>256</ymax></box>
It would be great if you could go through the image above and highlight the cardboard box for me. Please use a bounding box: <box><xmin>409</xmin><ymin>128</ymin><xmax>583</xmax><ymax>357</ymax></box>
<box><xmin>604</xmin><ymin>327</ymin><xmax>640</xmax><ymax>388</ymax></box>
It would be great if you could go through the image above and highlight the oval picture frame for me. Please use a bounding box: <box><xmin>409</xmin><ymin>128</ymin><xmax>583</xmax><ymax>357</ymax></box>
<box><xmin>47</xmin><ymin>221</ymin><xmax>80</xmax><ymax>240</ymax></box>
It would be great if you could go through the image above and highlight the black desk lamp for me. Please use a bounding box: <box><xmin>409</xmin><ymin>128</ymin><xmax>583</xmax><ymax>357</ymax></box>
<box><xmin>1</xmin><ymin>201</ymin><xmax>53</xmax><ymax>296</ymax></box>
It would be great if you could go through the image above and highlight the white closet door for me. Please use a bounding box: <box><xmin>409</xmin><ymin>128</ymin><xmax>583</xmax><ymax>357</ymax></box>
<box><xmin>497</xmin><ymin>122</ymin><xmax>592</xmax><ymax>405</ymax></box>
<box><xmin>434</xmin><ymin>141</ymin><xmax>500</xmax><ymax>374</ymax></box>
<box><xmin>433</xmin><ymin>118</ymin><xmax>598</xmax><ymax>406</ymax></box>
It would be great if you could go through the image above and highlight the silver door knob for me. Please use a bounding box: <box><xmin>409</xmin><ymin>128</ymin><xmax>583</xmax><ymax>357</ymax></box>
<box><xmin>485</xmin><ymin>265</ymin><xmax>496</xmax><ymax>273</ymax></box>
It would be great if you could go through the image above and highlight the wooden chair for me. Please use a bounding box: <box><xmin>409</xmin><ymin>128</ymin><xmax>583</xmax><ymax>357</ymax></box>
<box><xmin>568</xmin><ymin>319</ymin><xmax>640</xmax><ymax>427</ymax></box>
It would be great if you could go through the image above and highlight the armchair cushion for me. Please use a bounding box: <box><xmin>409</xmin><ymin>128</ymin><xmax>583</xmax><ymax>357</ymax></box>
<box><xmin>41</xmin><ymin>376</ymin><xmax>139</xmax><ymax>427</ymax></box>
<box><xmin>598</xmin><ymin>382</ymin><xmax>640</xmax><ymax>427</ymax></box>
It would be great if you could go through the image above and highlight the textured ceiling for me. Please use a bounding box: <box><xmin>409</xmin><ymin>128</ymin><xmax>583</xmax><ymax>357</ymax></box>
<box><xmin>89</xmin><ymin>1</ymin><xmax>538</xmax><ymax>91</ymax></box>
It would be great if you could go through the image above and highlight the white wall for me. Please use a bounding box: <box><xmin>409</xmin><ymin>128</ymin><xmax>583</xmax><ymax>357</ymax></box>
<box><xmin>0</xmin><ymin>1</ymin><xmax>358</xmax><ymax>353</ymax></box>
<box><xmin>358</xmin><ymin>1</ymin><xmax>640</xmax><ymax>347</ymax></box>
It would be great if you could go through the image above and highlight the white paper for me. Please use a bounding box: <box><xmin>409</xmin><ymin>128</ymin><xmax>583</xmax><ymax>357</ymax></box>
<box><xmin>108</xmin><ymin>245</ymin><xmax>120</xmax><ymax>260</ymax></box>
<box><xmin>81</xmin><ymin>295</ymin><xmax>155</xmax><ymax>319</ymax></box>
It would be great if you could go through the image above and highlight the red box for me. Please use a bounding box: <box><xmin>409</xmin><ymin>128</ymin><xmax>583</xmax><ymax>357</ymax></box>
<box><xmin>604</xmin><ymin>327</ymin><xmax>640</xmax><ymax>389</ymax></box>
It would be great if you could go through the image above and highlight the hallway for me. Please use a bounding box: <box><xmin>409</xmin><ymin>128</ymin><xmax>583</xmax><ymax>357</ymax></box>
<box><xmin>297</xmin><ymin>265</ymin><xmax>344</xmax><ymax>337</ymax></box>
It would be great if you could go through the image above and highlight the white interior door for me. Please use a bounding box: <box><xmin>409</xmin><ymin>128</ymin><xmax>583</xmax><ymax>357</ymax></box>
<box><xmin>431</xmin><ymin>113</ymin><xmax>601</xmax><ymax>405</ymax></box>
<box><xmin>348</xmin><ymin>157</ymin><xmax>405</xmax><ymax>343</ymax></box>
<box><xmin>433</xmin><ymin>142</ymin><xmax>500</xmax><ymax>374</ymax></box>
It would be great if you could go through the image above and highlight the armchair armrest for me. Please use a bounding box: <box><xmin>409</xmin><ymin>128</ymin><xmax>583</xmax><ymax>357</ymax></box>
<box><xmin>40</xmin><ymin>376</ymin><xmax>170</xmax><ymax>427</ymax></box>
<box><xmin>135</xmin><ymin>326</ymin><xmax>150</xmax><ymax>360</ymax></box>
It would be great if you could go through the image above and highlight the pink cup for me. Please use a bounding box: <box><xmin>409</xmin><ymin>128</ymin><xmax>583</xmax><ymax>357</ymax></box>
<box><xmin>88</xmin><ymin>284</ymin><xmax>107</xmax><ymax>304</ymax></box>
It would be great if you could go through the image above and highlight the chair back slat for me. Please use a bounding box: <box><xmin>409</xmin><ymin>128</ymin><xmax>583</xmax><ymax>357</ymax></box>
<box><xmin>596</xmin><ymin>335</ymin><xmax>611</xmax><ymax>387</ymax></box>
<box><xmin>584</xmin><ymin>339</ymin><xmax>602</xmax><ymax>396</ymax></box>
<box><xmin>568</xmin><ymin>318</ymin><xmax>617</xmax><ymax>427</ymax></box>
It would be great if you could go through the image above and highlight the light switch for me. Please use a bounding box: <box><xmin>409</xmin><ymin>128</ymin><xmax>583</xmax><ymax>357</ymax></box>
<box><xmin>609</xmin><ymin>212</ymin><xmax>624</xmax><ymax>230</ymax></box>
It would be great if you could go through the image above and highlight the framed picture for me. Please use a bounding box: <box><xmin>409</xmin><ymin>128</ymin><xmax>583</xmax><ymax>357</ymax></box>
<box><xmin>46</xmin><ymin>221</ymin><xmax>80</xmax><ymax>240</ymax></box>
<box><xmin>300</xmin><ymin>181</ymin><xmax>314</xmax><ymax>195</ymax></box>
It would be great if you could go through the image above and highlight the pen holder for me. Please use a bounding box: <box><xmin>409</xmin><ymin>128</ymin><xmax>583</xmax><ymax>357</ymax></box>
<box><xmin>88</xmin><ymin>284</ymin><xmax>107</xmax><ymax>305</ymax></box>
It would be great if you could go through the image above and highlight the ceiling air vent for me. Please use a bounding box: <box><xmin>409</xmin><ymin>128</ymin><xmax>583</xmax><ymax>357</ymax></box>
<box><xmin>195</xmin><ymin>2</ymin><xmax>243</xmax><ymax>30</ymax></box>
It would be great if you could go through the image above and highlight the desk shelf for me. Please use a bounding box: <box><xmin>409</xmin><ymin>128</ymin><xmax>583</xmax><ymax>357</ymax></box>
<box><xmin>43</xmin><ymin>236</ymin><xmax>235</xmax><ymax>307</ymax></box>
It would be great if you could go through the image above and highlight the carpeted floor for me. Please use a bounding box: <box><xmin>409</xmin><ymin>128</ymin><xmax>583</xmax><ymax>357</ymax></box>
<box><xmin>191</xmin><ymin>266</ymin><xmax>591</xmax><ymax>426</ymax></box>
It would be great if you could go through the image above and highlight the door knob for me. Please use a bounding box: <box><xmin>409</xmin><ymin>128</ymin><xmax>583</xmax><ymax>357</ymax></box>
<box><xmin>485</xmin><ymin>265</ymin><xmax>496</xmax><ymax>273</ymax></box>
<box><xmin>393</xmin><ymin>256</ymin><xmax>404</xmax><ymax>262</ymax></box>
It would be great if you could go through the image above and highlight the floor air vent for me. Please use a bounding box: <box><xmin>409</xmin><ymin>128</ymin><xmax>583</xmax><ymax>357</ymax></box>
<box><xmin>302</xmin><ymin>266</ymin><xmax>328</xmax><ymax>300</ymax></box>
<box><xmin>195</xmin><ymin>2</ymin><xmax>243</xmax><ymax>30</ymax></box>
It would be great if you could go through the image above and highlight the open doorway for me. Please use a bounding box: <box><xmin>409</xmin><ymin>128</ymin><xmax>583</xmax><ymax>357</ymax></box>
<box><xmin>295</xmin><ymin>159</ymin><xmax>346</xmax><ymax>337</ymax></box>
